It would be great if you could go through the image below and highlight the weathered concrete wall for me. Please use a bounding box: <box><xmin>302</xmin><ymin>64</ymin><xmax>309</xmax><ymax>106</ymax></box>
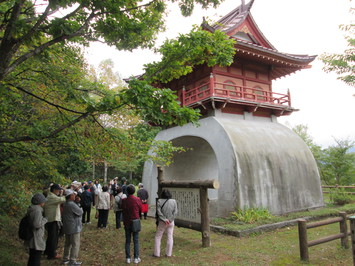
<box><xmin>142</xmin><ymin>114</ymin><xmax>324</xmax><ymax>216</ymax></box>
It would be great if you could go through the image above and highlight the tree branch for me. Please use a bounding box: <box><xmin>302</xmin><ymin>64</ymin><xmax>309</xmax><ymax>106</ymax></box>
<box><xmin>119</xmin><ymin>0</ymin><xmax>156</xmax><ymax>13</ymax></box>
<box><xmin>0</xmin><ymin>112</ymin><xmax>90</xmax><ymax>144</ymax></box>
<box><xmin>2</xmin><ymin>10</ymin><xmax>97</xmax><ymax>79</ymax></box>
<box><xmin>17</xmin><ymin>3</ymin><xmax>52</xmax><ymax>46</ymax></box>
<box><xmin>0</xmin><ymin>0</ymin><xmax>25</xmax><ymax>79</ymax></box>
<box><xmin>7</xmin><ymin>83</ymin><xmax>86</xmax><ymax>115</ymax></box>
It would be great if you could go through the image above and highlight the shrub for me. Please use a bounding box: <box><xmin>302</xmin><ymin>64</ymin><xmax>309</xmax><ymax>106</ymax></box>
<box><xmin>0</xmin><ymin>180</ymin><xmax>37</xmax><ymax>217</ymax></box>
<box><xmin>230</xmin><ymin>207</ymin><xmax>273</xmax><ymax>224</ymax></box>
<box><xmin>330</xmin><ymin>188</ymin><xmax>352</xmax><ymax>205</ymax></box>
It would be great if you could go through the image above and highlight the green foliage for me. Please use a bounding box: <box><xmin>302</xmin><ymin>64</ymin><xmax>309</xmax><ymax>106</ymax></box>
<box><xmin>149</xmin><ymin>140</ymin><xmax>189</xmax><ymax>166</ymax></box>
<box><xmin>144</xmin><ymin>27</ymin><xmax>236</xmax><ymax>83</ymax></box>
<box><xmin>0</xmin><ymin>180</ymin><xmax>36</xmax><ymax>217</ymax></box>
<box><xmin>292</xmin><ymin>124</ymin><xmax>323</xmax><ymax>163</ymax></box>
<box><xmin>320</xmin><ymin>18</ymin><xmax>355</xmax><ymax>88</ymax></box>
<box><xmin>122</xmin><ymin>79</ymin><xmax>200</xmax><ymax>126</ymax></box>
<box><xmin>1</xmin><ymin>0</ymin><xmax>236</xmax><ymax>189</ymax></box>
<box><xmin>292</xmin><ymin>124</ymin><xmax>355</xmax><ymax>186</ymax></box>
<box><xmin>329</xmin><ymin>188</ymin><xmax>352</xmax><ymax>205</ymax></box>
<box><xmin>230</xmin><ymin>207</ymin><xmax>273</xmax><ymax>224</ymax></box>
<box><xmin>321</xmin><ymin>139</ymin><xmax>355</xmax><ymax>185</ymax></box>
<box><xmin>0</xmin><ymin>0</ymin><xmax>224</xmax><ymax>80</ymax></box>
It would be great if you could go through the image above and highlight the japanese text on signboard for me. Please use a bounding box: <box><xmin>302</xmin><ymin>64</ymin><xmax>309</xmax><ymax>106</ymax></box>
<box><xmin>168</xmin><ymin>187</ymin><xmax>201</xmax><ymax>223</ymax></box>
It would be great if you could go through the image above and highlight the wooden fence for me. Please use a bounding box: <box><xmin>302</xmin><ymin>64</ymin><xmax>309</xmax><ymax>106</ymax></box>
<box><xmin>298</xmin><ymin>212</ymin><xmax>349</xmax><ymax>261</ymax></box>
<box><xmin>322</xmin><ymin>185</ymin><xmax>355</xmax><ymax>195</ymax></box>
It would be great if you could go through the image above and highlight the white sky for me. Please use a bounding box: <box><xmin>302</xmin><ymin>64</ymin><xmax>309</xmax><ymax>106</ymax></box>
<box><xmin>86</xmin><ymin>0</ymin><xmax>354</xmax><ymax>148</ymax></box>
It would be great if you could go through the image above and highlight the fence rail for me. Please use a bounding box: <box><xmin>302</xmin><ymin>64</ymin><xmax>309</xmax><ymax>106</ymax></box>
<box><xmin>298</xmin><ymin>212</ymin><xmax>349</xmax><ymax>261</ymax></box>
<box><xmin>322</xmin><ymin>185</ymin><xmax>355</xmax><ymax>195</ymax></box>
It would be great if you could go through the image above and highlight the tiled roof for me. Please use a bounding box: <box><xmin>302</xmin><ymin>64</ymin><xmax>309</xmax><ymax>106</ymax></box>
<box><xmin>213</xmin><ymin>0</ymin><xmax>254</xmax><ymax>32</ymax></box>
<box><xmin>204</xmin><ymin>0</ymin><xmax>316</xmax><ymax>73</ymax></box>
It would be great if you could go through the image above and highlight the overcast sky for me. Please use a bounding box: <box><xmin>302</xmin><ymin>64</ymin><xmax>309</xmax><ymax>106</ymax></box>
<box><xmin>86</xmin><ymin>0</ymin><xmax>354</xmax><ymax>148</ymax></box>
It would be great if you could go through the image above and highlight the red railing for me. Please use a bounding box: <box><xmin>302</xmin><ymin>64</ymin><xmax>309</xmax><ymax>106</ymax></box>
<box><xmin>181</xmin><ymin>81</ymin><xmax>291</xmax><ymax>107</ymax></box>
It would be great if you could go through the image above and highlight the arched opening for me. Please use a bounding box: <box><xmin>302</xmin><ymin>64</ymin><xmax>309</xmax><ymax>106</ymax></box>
<box><xmin>164</xmin><ymin>136</ymin><xmax>218</xmax><ymax>200</ymax></box>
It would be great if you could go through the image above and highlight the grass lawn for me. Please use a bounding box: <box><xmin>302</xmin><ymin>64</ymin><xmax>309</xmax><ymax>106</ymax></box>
<box><xmin>1</xmin><ymin>203</ymin><xmax>355</xmax><ymax>266</ymax></box>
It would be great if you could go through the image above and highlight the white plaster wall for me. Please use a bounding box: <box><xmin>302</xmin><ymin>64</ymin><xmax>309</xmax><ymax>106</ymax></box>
<box><xmin>142</xmin><ymin>115</ymin><xmax>324</xmax><ymax>216</ymax></box>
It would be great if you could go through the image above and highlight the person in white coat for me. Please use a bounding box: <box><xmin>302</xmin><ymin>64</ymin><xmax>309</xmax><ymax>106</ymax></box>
<box><xmin>96</xmin><ymin>185</ymin><xmax>110</xmax><ymax>228</ymax></box>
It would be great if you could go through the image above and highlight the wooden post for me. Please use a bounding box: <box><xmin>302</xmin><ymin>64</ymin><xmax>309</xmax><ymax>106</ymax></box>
<box><xmin>200</xmin><ymin>187</ymin><xmax>210</xmax><ymax>247</ymax></box>
<box><xmin>339</xmin><ymin>212</ymin><xmax>349</xmax><ymax>249</ymax></box>
<box><xmin>298</xmin><ymin>219</ymin><xmax>309</xmax><ymax>261</ymax></box>
<box><xmin>349</xmin><ymin>215</ymin><xmax>355</xmax><ymax>266</ymax></box>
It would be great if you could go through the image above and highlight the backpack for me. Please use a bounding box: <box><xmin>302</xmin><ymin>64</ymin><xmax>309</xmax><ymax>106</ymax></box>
<box><xmin>18</xmin><ymin>214</ymin><xmax>33</xmax><ymax>241</ymax></box>
<box><xmin>116</xmin><ymin>195</ymin><xmax>122</xmax><ymax>210</ymax></box>
<box><xmin>80</xmin><ymin>191</ymin><xmax>92</xmax><ymax>208</ymax></box>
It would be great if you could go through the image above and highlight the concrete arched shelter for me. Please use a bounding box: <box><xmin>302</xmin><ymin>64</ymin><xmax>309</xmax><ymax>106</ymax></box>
<box><xmin>142</xmin><ymin>113</ymin><xmax>324</xmax><ymax>216</ymax></box>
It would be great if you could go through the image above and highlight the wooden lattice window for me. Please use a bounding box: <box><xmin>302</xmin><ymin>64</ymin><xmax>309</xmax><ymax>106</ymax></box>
<box><xmin>254</xmin><ymin>86</ymin><xmax>265</xmax><ymax>101</ymax></box>
<box><xmin>224</xmin><ymin>80</ymin><xmax>238</xmax><ymax>96</ymax></box>
<box><xmin>198</xmin><ymin>82</ymin><xmax>209</xmax><ymax>92</ymax></box>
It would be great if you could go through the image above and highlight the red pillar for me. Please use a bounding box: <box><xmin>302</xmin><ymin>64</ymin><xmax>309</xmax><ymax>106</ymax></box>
<box><xmin>209</xmin><ymin>73</ymin><xmax>215</xmax><ymax>96</ymax></box>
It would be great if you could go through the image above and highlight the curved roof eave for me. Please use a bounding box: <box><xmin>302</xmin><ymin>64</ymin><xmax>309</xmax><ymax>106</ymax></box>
<box><xmin>236</xmin><ymin>40</ymin><xmax>317</xmax><ymax>64</ymax></box>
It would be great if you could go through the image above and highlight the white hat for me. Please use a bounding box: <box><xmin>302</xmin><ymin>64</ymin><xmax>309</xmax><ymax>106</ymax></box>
<box><xmin>71</xmin><ymin>181</ymin><xmax>81</xmax><ymax>187</ymax></box>
<box><xmin>65</xmin><ymin>189</ymin><xmax>76</xmax><ymax>196</ymax></box>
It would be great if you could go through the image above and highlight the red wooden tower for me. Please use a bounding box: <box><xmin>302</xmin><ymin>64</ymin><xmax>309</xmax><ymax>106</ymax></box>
<box><xmin>164</xmin><ymin>0</ymin><xmax>316</xmax><ymax>118</ymax></box>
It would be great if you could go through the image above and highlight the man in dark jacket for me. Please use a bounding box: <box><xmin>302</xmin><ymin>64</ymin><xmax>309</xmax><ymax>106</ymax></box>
<box><xmin>80</xmin><ymin>185</ymin><xmax>93</xmax><ymax>224</ymax></box>
<box><xmin>122</xmin><ymin>184</ymin><xmax>142</xmax><ymax>264</ymax></box>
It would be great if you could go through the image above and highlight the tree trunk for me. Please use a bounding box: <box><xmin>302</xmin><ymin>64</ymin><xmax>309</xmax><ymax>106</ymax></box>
<box><xmin>129</xmin><ymin>171</ymin><xmax>133</xmax><ymax>182</ymax></box>
<box><xmin>92</xmin><ymin>160</ymin><xmax>95</xmax><ymax>181</ymax></box>
<box><xmin>104</xmin><ymin>161</ymin><xmax>108</xmax><ymax>183</ymax></box>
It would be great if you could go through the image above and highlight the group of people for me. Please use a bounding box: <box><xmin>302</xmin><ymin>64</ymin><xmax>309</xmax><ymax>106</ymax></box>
<box><xmin>25</xmin><ymin>178</ymin><xmax>178</xmax><ymax>266</ymax></box>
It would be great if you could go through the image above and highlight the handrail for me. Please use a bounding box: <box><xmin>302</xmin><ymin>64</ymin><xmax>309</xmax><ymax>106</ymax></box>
<box><xmin>182</xmin><ymin>81</ymin><xmax>291</xmax><ymax>107</ymax></box>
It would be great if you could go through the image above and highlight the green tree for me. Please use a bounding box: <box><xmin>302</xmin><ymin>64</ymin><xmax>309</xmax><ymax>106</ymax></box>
<box><xmin>292</xmin><ymin>124</ymin><xmax>322</xmax><ymax>165</ymax></box>
<box><xmin>144</xmin><ymin>26</ymin><xmax>236</xmax><ymax>83</ymax></box>
<box><xmin>292</xmin><ymin>124</ymin><xmax>355</xmax><ymax>185</ymax></box>
<box><xmin>0</xmin><ymin>0</ymin><xmax>238</xmax><ymax>215</ymax></box>
<box><xmin>321</xmin><ymin>139</ymin><xmax>355</xmax><ymax>185</ymax></box>
<box><xmin>320</xmin><ymin>13</ymin><xmax>355</xmax><ymax>89</ymax></box>
<box><xmin>1</xmin><ymin>0</ymin><xmax>230</xmax><ymax>145</ymax></box>
<box><xmin>0</xmin><ymin>0</ymin><xmax>222</xmax><ymax>81</ymax></box>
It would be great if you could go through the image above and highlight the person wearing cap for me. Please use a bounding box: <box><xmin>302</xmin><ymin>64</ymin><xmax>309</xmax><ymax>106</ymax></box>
<box><xmin>26</xmin><ymin>193</ymin><xmax>48</xmax><ymax>266</ymax></box>
<box><xmin>137</xmin><ymin>183</ymin><xmax>149</xmax><ymax>220</ymax></box>
<box><xmin>43</xmin><ymin>183</ymin><xmax>65</xmax><ymax>260</ymax></box>
<box><xmin>62</xmin><ymin>189</ymin><xmax>83</xmax><ymax>266</ymax></box>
